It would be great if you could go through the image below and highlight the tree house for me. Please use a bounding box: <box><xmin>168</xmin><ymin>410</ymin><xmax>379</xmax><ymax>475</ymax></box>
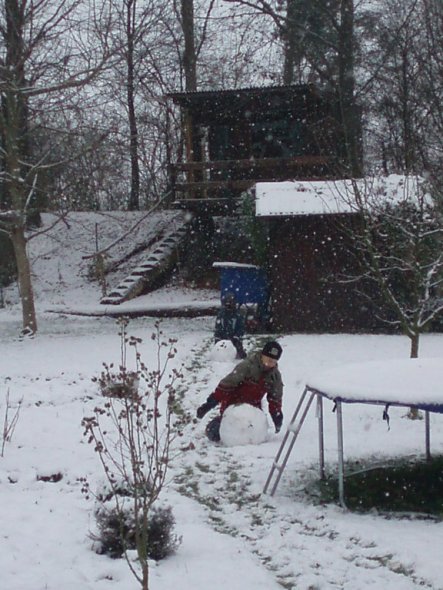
<box><xmin>167</xmin><ymin>84</ymin><xmax>347</xmax><ymax>214</ymax></box>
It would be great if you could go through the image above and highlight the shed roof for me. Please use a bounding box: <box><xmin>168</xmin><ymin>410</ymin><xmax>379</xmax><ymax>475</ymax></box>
<box><xmin>165</xmin><ymin>84</ymin><xmax>333</xmax><ymax>124</ymax></box>
<box><xmin>166</xmin><ymin>83</ymin><xmax>320</xmax><ymax>104</ymax></box>
<box><xmin>255</xmin><ymin>175</ymin><xmax>425</xmax><ymax>217</ymax></box>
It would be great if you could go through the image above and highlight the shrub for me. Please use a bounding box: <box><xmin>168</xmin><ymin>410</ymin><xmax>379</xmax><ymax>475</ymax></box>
<box><xmin>145</xmin><ymin>506</ymin><xmax>179</xmax><ymax>561</ymax></box>
<box><xmin>94</xmin><ymin>485</ymin><xmax>180</xmax><ymax>560</ymax></box>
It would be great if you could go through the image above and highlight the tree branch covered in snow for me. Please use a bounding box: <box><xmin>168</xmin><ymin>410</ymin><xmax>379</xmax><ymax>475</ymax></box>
<box><xmin>339</xmin><ymin>176</ymin><xmax>443</xmax><ymax>357</ymax></box>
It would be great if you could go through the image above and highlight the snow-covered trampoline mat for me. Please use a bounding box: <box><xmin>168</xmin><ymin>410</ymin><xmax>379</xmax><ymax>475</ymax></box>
<box><xmin>264</xmin><ymin>357</ymin><xmax>443</xmax><ymax>500</ymax></box>
<box><xmin>306</xmin><ymin>357</ymin><xmax>443</xmax><ymax>413</ymax></box>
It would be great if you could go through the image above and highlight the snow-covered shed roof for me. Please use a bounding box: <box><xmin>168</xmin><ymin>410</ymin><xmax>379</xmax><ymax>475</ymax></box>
<box><xmin>306</xmin><ymin>358</ymin><xmax>443</xmax><ymax>412</ymax></box>
<box><xmin>255</xmin><ymin>174</ymin><xmax>425</xmax><ymax>217</ymax></box>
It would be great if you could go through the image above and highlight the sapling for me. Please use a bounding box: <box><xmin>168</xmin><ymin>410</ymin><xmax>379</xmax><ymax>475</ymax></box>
<box><xmin>82</xmin><ymin>320</ymin><xmax>186</xmax><ymax>590</ymax></box>
<box><xmin>1</xmin><ymin>388</ymin><xmax>23</xmax><ymax>457</ymax></box>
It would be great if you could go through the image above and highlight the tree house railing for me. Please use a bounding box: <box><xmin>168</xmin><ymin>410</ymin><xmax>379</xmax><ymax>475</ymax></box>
<box><xmin>170</xmin><ymin>155</ymin><xmax>338</xmax><ymax>201</ymax></box>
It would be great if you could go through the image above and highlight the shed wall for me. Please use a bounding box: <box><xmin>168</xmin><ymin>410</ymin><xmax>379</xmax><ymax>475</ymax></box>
<box><xmin>268</xmin><ymin>215</ymin><xmax>385</xmax><ymax>333</ymax></box>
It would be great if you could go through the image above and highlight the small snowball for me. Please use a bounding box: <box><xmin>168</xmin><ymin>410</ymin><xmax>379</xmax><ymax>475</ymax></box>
<box><xmin>219</xmin><ymin>404</ymin><xmax>269</xmax><ymax>446</ymax></box>
<box><xmin>209</xmin><ymin>340</ymin><xmax>237</xmax><ymax>362</ymax></box>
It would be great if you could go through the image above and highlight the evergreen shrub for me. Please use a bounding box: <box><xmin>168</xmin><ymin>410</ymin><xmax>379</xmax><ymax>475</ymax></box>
<box><xmin>94</xmin><ymin>483</ymin><xmax>180</xmax><ymax>560</ymax></box>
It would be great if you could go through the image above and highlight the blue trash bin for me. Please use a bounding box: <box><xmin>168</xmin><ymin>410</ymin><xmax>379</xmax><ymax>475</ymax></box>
<box><xmin>213</xmin><ymin>262</ymin><xmax>269</xmax><ymax>326</ymax></box>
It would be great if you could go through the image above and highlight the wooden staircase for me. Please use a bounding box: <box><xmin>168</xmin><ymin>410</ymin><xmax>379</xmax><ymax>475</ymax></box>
<box><xmin>100</xmin><ymin>220</ymin><xmax>190</xmax><ymax>305</ymax></box>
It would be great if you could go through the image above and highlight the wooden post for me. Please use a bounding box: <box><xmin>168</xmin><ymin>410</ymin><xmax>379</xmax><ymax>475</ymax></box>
<box><xmin>183</xmin><ymin>108</ymin><xmax>194</xmax><ymax>199</ymax></box>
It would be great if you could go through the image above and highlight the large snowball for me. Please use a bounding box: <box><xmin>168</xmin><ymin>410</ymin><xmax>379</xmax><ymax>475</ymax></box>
<box><xmin>209</xmin><ymin>339</ymin><xmax>237</xmax><ymax>362</ymax></box>
<box><xmin>219</xmin><ymin>404</ymin><xmax>269</xmax><ymax>446</ymax></box>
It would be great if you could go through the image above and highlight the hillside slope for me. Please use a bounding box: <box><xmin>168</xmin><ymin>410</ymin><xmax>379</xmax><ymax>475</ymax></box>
<box><xmin>3</xmin><ymin>210</ymin><xmax>219</xmax><ymax>315</ymax></box>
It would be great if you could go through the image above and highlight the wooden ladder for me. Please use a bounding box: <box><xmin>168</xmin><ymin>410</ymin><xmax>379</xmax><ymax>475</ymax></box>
<box><xmin>263</xmin><ymin>387</ymin><xmax>317</xmax><ymax>496</ymax></box>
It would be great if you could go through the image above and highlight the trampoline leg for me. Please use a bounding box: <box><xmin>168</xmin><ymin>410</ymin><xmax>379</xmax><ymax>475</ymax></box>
<box><xmin>425</xmin><ymin>411</ymin><xmax>431</xmax><ymax>462</ymax></box>
<box><xmin>317</xmin><ymin>394</ymin><xmax>325</xmax><ymax>480</ymax></box>
<box><xmin>336</xmin><ymin>400</ymin><xmax>346</xmax><ymax>509</ymax></box>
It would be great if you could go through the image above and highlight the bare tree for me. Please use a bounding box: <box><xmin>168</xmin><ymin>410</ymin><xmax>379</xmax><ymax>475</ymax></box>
<box><xmin>40</xmin><ymin>121</ymin><xmax>127</xmax><ymax>211</ymax></box>
<box><xmin>362</xmin><ymin>0</ymin><xmax>443</xmax><ymax>184</ymax></box>
<box><xmin>0</xmin><ymin>0</ymin><xmax>117</xmax><ymax>335</ymax></box>
<box><xmin>342</xmin><ymin>176</ymin><xmax>443</xmax><ymax>359</ymax></box>
<box><xmin>222</xmin><ymin>0</ymin><xmax>362</xmax><ymax>175</ymax></box>
<box><xmin>181</xmin><ymin>0</ymin><xmax>198</xmax><ymax>91</ymax></box>
<box><xmin>175</xmin><ymin>0</ymin><xmax>217</xmax><ymax>90</ymax></box>
<box><xmin>125</xmin><ymin>0</ymin><xmax>141</xmax><ymax>210</ymax></box>
<box><xmin>101</xmin><ymin>0</ymin><xmax>211</xmax><ymax>210</ymax></box>
<box><xmin>337</xmin><ymin>0</ymin><xmax>361</xmax><ymax>176</ymax></box>
<box><xmin>106</xmin><ymin>0</ymin><xmax>172</xmax><ymax>210</ymax></box>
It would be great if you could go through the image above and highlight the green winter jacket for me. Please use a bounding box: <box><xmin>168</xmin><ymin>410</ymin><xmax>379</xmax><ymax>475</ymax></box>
<box><xmin>214</xmin><ymin>351</ymin><xmax>283</xmax><ymax>415</ymax></box>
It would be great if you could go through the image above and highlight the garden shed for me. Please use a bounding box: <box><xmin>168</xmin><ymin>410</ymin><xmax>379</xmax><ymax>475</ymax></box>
<box><xmin>254</xmin><ymin>177</ymin><xmax>408</xmax><ymax>333</ymax></box>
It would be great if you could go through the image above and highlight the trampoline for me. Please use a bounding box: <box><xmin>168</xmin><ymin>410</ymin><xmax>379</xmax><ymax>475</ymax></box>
<box><xmin>263</xmin><ymin>358</ymin><xmax>443</xmax><ymax>507</ymax></box>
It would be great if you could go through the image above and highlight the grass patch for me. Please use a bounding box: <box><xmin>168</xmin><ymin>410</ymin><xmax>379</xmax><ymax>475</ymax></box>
<box><xmin>317</xmin><ymin>455</ymin><xmax>443</xmax><ymax>517</ymax></box>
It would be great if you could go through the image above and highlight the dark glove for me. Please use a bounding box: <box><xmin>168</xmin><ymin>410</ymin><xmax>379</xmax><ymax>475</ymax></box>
<box><xmin>196</xmin><ymin>394</ymin><xmax>218</xmax><ymax>419</ymax></box>
<box><xmin>232</xmin><ymin>338</ymin><xmax>247</xmax><ymax>359</ymax></box>
<box><xmin>271</xmin><ymin>410</ymin><xmax>283</xmax><ymax>433</ymax></box>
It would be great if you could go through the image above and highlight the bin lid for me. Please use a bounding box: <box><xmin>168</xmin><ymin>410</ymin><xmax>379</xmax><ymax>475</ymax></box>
<box><xmin>213</xmin><ymin>261</ymin><xmax>260</xmax><ymax>269</ymax></box>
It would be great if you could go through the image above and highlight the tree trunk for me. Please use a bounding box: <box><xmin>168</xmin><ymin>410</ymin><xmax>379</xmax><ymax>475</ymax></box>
<box><xmin>2</xmin><ymin>1</ymin><xmax>38</xmax><ymax>334</ymax></box>
<box><xmin>338</xmin><ymin>0</ymin><xmax>362</xmax><ymax>177</ymax></box>
<box><xmin>181</xmin><ymin>0</ymin><xmax>197</xmax><ymax>91</ymax></box>
<box><xmin>410</xmin><ymin>333</ymin><xmax>419</xmax><ymax>359</ymax></box>
<box><xmin>126</xmin><ymin>0</ymin><xmax>140</xmax><ymax>211</ymax></box>
<box><xmin>400</xmin><ymin>46</ymin><xmax>415</xmax><ymax>173</ymax></box>
<box><xmin>282</xmin><ymin>0</ymin><xmax>298</xmax><ymax>85</ymax></box>
<box><xmin>2</xmin><ymin>0</ymin><xmax>31</xmax><ymax>210</ymax></box>
<box><xmin>141</xmin><ymin>559</ymin><xmax>149</xmax><ymax>590</ymax></box>
<box><xmin>407</xmin><ymin>333</ymin><xmax>420</xmax><ymax>418</ymax></box>
<box><xmin>10</xmin><ymin>224</ymin><xmax>37</xmax><ymax>335</ymax></box>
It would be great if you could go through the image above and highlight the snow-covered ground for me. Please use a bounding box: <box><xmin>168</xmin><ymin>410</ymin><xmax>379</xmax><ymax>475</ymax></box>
<box><xmin>1</xmin><ymin>213</ymin><xmax>443</xmax><ymax>590</ymax></box>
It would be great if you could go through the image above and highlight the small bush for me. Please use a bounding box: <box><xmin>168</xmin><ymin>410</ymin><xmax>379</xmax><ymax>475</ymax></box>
<box><xmin>146</xmin><ymin>506</ymin><xmax>179</xmax><ymax>560</ymax></box>
<box><xmin>84</xmin><ymin>319</ymin><xmax>183</xmax><ymax>590</ymax></box>
<box><xmin>94</xmin><ymin>484</ymin><xmax>180</xmax><ymax>560</ymax></box>
<box><xmin>95</xmin><ymin>502</ymin><xmax>134</xmax><ymax>558</ymax></box>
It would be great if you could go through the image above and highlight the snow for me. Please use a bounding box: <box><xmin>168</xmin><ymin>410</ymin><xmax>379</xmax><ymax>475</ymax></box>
<box><xmin>219</xmin><ymin>404</ymin><xmax>270</xmax><ymax>446</ymax></box>
<box><xmin>255</xmin><ymin>174</ymin><xmax>427</xmax><ymax>217</ymax></box>
<box><xmin>2</xmin><ymin>211</ymin><xmax>219</xmax><ymax>316</ymax></box>
<box><xmin>1</xmin><ymin>213</ymin><xmax>443</xmax><ymax>589</ymax></box>
<box><xmin>255</xmin><ymin>179</ymin><xmax>355</xmax><ymax>216</ymax></box>
<box><xmin>308</xmin><ymin>357</ymin><xmax>443</xmax><ymax>409</ymax></box>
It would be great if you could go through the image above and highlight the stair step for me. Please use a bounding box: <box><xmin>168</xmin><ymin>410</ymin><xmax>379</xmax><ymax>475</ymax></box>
<box><xmin>101</xmin><ymin>220</ymin><xmax>190</xmax><ymax>306</ymax></box>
